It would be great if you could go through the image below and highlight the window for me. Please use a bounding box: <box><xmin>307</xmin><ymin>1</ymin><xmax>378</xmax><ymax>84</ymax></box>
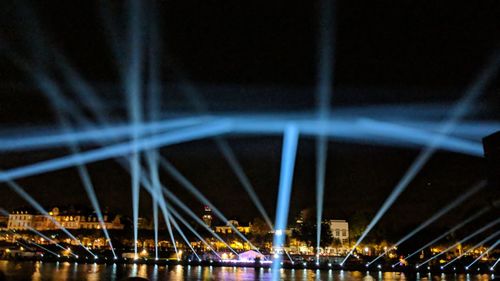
<box><xmin>335</xmin><ymin>229</ymin><xmax>340</xmax><ymax>236</ymax></box>
<box><xmin>342</xmin><ymin>230</ymin><xmax>346</xmax><ymax>237</ymax></box>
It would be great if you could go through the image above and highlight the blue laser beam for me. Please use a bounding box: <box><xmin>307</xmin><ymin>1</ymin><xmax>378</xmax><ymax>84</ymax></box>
<box><xmin>417</xmin><ymin>218</ymin><xmax>500</xmax><ymax>267</ymax></box>
<box><xmin>214</xmin><ymin>138</ymin><xmax>273</xmax><ymax>229</ymax></box>
<box><xmin>395</xmin><ymin>206</ymin><xmax>490</xmax><ymax>265</ymax></box>
<box><xmin>443</xmin><ymin>230</ymin><xmax>500</xmax><ymax>268</ymax></box>
<box><xmin>167</xmin><ymin>204</ymin><xmax>221</xmax><ymax>259</ymax></box>
<box><xmin>0</xmin><ymin>208</ymin><xmax>76</xmax><ymax>257</ymax></box>
<box><xmin>342</xmin><ymin>52</ymin><xmax>500</xmax><ymax>265</ymax></box>
<box><xmin>159</xmin><ymin>157</ymin><xmax>261</xmax><ymax>252</ymax></box>
<box><xmin>168</xmin><ymin>215</ymin><xmax>201</xmax><ymax>261</ymax></box>
<box><xmin>357</xmin><ymin>119</ymin><xmax>484</xmax><ymax>157</ymax></box>
<box><xmin>0</xmin><ymin>117</ymin><xmax>208</xmax><ymax>153</ymax></box>
<box><xmin>27</xmin><ymin>228</ymin><xmax>74</xmax><ymax>256</ymax></box>
<box><xmin>28</xmin><ymin>241</ymin><xmax>60</xmax><ymax>257</ymax></box>
<box><xmin>368</xmin><ymin>180</ymin><xmax>486</xmax><ymax>265</ymax></box>
<box><xmin>492</xmin><ymin>257</ymin><xmax>500</xmax><ymax>269</ymax></box>
<box><xmin>4</xmin><ymin>181</ymin><xmax>95</xmax><ymax>256</ymax></box>
<box><xmin>467</xmin><ymin>239</ymin><xmax>500</xmax><ymax>269</ymax></box>
<box><xmin>315</xmin><ymin>0</ymin><xmax>335</xmax><ymax>263</ymax></box>
<box><xmin>144</xmin><ymin>156</ymin><xmax>179</xmax><ymax>258</ymax></box>
<box><xmin>124</xmin><ymin>0</ymin><xmax>145</xmax><ymax>259</ymax></box>
<box><xmin>147</xmin><ymin>184</ymin><xmax>179</xmax><ymax>258</ymax></box>
<box><xmin>161</xmin><ymin>186</ymin><xmax>239</xmax><ymax>257</ymax></box>
<box><xmin>168</xmin><ymin>55</ymin><xmax>276</xmax><ymax>231</ymax></box>
<box><xmin>0</xmin><ymin>115</ymin><xmax>489</xmax><ymax>156</ymax></box>
<box><xmin>272</xmin><ymin>124</ymin><xmax>299</xmax><ymax>280</ymax></box>
<box><xmin>0</xmin><ymin>121</ymin><xmax>232</xmax><ymax>182</ymax></box>
<box><xmin>26</xmin><ymin>59</ymin><xmax>119</xmax><ymax>259</ymax></box>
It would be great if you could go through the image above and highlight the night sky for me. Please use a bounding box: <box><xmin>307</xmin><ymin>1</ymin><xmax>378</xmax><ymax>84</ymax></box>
<box><xmin>0</xmin><ymin>0</ymin><xmax>499</xmax><ymax>240</ymax></box>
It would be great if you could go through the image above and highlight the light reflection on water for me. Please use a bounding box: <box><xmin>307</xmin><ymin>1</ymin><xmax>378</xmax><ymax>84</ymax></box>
<box><xmin>0</xmin><ymin>261</ymin><xmax>495</xmax><ymax>281</ymax></box>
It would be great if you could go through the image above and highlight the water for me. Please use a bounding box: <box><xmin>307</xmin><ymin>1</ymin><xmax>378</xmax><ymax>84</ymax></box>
<box><xmin>0</xmin><ymin>261</ymin><xmax>495</xmax><ymax>280</ymax></box>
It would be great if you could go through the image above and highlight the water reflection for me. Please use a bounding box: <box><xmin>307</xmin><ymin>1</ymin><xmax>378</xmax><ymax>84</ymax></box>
<box><xmin>31</xmin><ymin>262</ymin><xmax>41</xmax><ymax>281</ymax></box>
<box><xmin>0</xmin><ymin>261</ymin><xmax>495</xmax><ymax>281</ymax></box>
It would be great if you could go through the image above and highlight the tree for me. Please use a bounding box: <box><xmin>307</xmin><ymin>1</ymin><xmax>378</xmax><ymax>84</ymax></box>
<box><xmin>249</xmin><ymin>218</ymin><xmax>272</xmax><ymax>249</ymax></box>
<box><xmin>292</xmin><ymin>221</ymin><xmax>333</xmax><ymax>248</ymax></box>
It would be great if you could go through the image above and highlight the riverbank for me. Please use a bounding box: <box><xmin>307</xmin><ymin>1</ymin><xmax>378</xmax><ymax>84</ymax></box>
<box><xmin>1</xmin><ymin>256</ymin><xmax>497</xmax><ymax>275</ymax></box>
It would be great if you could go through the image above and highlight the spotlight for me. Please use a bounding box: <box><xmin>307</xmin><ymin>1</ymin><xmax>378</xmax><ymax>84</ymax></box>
<box><xmin>114</xmin><ymin>256</ymin><xmax>117</xmax><ymax>260</ymax></box>
<box><xmin>465</xmin><ymin>266</ymin><xmax>469</xmax><ymax>270</ymax></box>
<box><xmin>316</xmin><ymin>262</ymin><xmax>319</xmax><ymax>266</ymax></box>
<box><xmin>377</xmin><ymin>264</ymin><xmax>381</xmax><ymax>269</ymax></box>
<box><xmin>328</xmin><ymin>263</ymin><xmax>332</xmax><ymax>267</ymax></box>
<box><xmin>490</xmin><ymin>267</ymin><xmax>494</xmax><ymax>271</ymax></box>
<box><xmin>303</xmin><ymin>262</ymin><xmax>307</xmax><ymax>266</ymax></box>
<box><xmin>427</xmin><ymin>266</ymin><xmax>430</xmax><ymax>270</ymax></box>
<box><xmin>440</xmin><ymin>266</ymin><xmax>443</xmax><ymax>270</ymax></box>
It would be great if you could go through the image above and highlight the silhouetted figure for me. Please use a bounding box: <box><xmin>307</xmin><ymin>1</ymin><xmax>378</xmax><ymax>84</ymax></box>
<box><xmin>0</xmin><ymin>270</ymin><xmax>5</xmax><ymax>281</ymax></box>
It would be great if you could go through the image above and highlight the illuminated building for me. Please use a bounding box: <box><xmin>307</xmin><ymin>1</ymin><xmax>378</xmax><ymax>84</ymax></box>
<box><xmin>202</xmin><ymin>205</ymin><xmax>213</xmax><ymax>227</ymax></box>
<box><xmin>7</xmin><ymin>210</ymin><xmax>33</xmax><ymax>230</ymax></box>
<box><xmin>215</xmin><ymin>220</ymin><xmax>251</xmax><ymax>234</ymax></box>
<box><xmin>7</xmin><ymin>207</ymin><xmax>124</xmax><ymax>231</ymax></box>
<box><xmin>329</xmin><ymin>220</ymin><xmax>349</xmax><ymax>244</ymax></box>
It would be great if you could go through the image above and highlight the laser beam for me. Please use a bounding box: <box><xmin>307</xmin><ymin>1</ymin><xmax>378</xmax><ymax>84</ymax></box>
<box><xmin>161</xmin><ymin>186</ymin><xmax>239</xmax><ymax>257</ymax></box>
<box><xmin>395</xmin><ymin>206</ymin><xmax>490</xmax><ymax>264</ymax></box>
<box><xmin>168</xmin><ymin>204</ymin><xmax>221</xmax><ymax>259</ymax></box>
<box><xmin>159</xmin><ymin>157</ymin><xmax>261</xmax><ymax>252</ymax></box>
<box><xmin>4</xmin><ymin>181</ymin><xmax>95</xmax><ymax>256</ymax></box>
<box><xmin>467</xmin><ymin>239</ymin><xmax>500</xmax><ymax>269</ymax></box>
<box><xmin>368</xmin><ymin>180</ymin><xmax>486</xmax><ymax>265</ymax></box>
<box><xmin>0</xmin><ymin>121</ymin><xmax>232</xmax><ymax>182</ymax></box>
<box><xmin>342</xmin><ymin>52</ymin><xmax>500</xmax><ymax>265</ymax></box>
<box><xmin>417</xmin><ymin>217</ymin><xmax>500</xmax><ymax>267</ymax></box>
<box><xmin>28</xmin><ymin>241</ymin><xmax>60</xmax><ymax>257</ymax></box>
<box><xmin>272</xmin><ymin>124</ymin><xmax>299</xmax><ymax>280</ymax></box>
<box><xmin>315</xmin><ymin>0</ymin><xmax>335</xmax><ymax>263</ymax></box>
<box><xmin>443</xmin><ymin>230</ymin><xmax>500</xmax><ymax>268</ymax></box>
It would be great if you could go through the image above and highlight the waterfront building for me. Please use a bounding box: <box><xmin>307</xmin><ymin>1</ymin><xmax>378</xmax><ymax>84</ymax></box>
<box><xmin>214</xmin><ymin>220</ymin><xmax>251</xmax><ymax>234</ymax></box>
<box><xmin>329</xmin><ymin>219</ymin><xmax>349</xmax><ymax>245</ymax></box>
<box><xmin>7</xmin><ymin>207</ymin><xmax>124</xmax><ymax>231</ymax></box>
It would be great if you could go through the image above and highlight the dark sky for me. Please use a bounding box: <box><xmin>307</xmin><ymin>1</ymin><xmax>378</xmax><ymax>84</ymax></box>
<box><xmin>0</xmin><ymin>0</ymin><xmax>499</xmax><ymax>239</ymax></box>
